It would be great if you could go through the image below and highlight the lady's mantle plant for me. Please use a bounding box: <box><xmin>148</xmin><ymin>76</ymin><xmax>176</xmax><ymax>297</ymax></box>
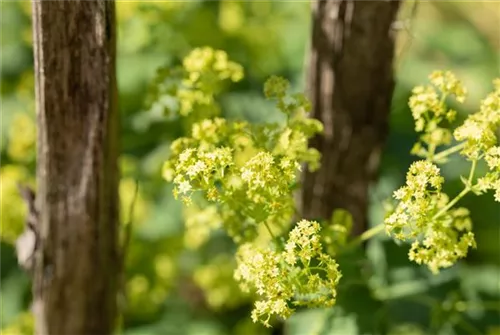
<box><xmin>157</xmin><ymin>48</ymin><xmax>338</xmax><ymax>325</ymax></box>
<box><xmin>385</xmin><ymin>71</ymin><xmax>500</xmax><ymax>274</ymax></box>
<box><xmin>154</xmin><ymin>48</ymin><xmax>500</xmax><ymax>326</ymax></box>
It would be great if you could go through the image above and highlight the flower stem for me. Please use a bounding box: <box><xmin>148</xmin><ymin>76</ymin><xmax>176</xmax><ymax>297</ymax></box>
<box><xmin>431</xmin><ymin>159</ymin><xmax>476</xmax><ymax>221</ymax></box>
<box><xmin>359</xmin><ymin>223</ymin><xmax>386</xmax><ymax>242</ymax></box>
<box><xmin>344</xmin><ymin>224</ymin><xmax>385</xmax><ymax>251</ymax></box>
<box><xmin>432</xmin><ymin>159</ymin><xmax>477</xmax><ymax>220</ymax></box>
<box><xmin>308</xmin><ymin>266</ymin><xmax>327</xmax><ymax>273</ymax></box>
<box><xmin>428</xmin><ymin>143</ymin><xmax>437</xmax><ymax>160</ymax></box>
<box><xmin>467</xmin><ymin>159</ymin><xmax>477</xmax><ymax>184</ymax></box>
<box><xmin>263</xmin><ymin>221</ymin><xmax>277</xmax><ymax>241</ymax></box>
<box><xmin>432</xmin><ymin>187</ymin><xmax>470</xmax><ymax>221</ymax></box>
<box><xmin>432</xmin><ymin>142</ymin><xmax>466</xmax><ymax>162</ymax></box>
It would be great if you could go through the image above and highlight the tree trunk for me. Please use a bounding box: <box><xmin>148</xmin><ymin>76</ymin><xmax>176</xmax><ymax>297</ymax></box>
<box><xmin>32</xmin><ymin>1</ymin><xmax>119</xmax><ymax>334</ymax></box>
<box><xmin>300</xmin><ymin>0</ymin><xmax>401</xmax><ymax>235</ymax></box>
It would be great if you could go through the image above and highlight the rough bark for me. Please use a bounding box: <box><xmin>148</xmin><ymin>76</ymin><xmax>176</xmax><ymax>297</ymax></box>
<box><xmin>32</xmin><ymin>1</ymin><xmax>119</xmax><ymax>334</ymax></box>
<box><xmin>300</xmin><ymin>0</ymin><xmax>401</xmax><ymax>235</ymax></box>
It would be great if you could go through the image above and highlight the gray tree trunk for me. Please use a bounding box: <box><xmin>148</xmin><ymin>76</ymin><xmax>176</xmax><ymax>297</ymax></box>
<box><xmin>301</xmin><ymin>0</ymin><xmax>401</xmax><ymax>235</ymax></box>
<box><xmin>31</xmin><ymin>1</ymin><xmax>120</xmax><ymax>334</ymax></box>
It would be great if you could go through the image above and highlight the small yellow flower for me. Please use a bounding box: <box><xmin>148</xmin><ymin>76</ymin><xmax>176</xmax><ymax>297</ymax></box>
<box><xmin>235</xmin><ymin>220</ymin><xmax>340</xmax><ymax>326</ymax></box>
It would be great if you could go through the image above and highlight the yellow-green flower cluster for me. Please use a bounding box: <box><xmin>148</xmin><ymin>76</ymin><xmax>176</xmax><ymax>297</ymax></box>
<box><xmin>238</xmin><ymin>152</ymin><xmax>299</xmax><ymax>221</ymax></box>
<box><xmin>451</xmin><ymin>79</ymin><xmax>500</xmax><ymax>201</ymax></box>
<box><xmin>162</xmin><ymin>120</ymin><xmax>289</xmax><ymax>243</ymax></box>
<box><xmin>409</xmin><ymin>71</ymin><xmax>466</xmax><ymax>158</ymax></box>
<box><xmin>408</xmin><ymin>206</ymin><xmax>476</xmax><ymax>275</ymax></box>
<box><xmin>163</xmin><ymin>75</ymin><xmax>323</xmax><ymax>243</ymax></box>
<box><xmin>264</xmin><ymin>75</ymin><xmax>322</xmax><ymax>170</ymax></box>
<box><xmin>475</xmin><ymin>146</ymin><xmax>500</xmax><ymax>202</ymax></box>
<box><xmin>162</xmin><ymin>118</ymin><xmax>251</xmax><ymax>184</ymax></box>
<box><xmin>386</xmin><ymin>161</ymin><xmax>443</xmax><ymax>238</ymax></box>
<box><xmin>264</xmin><ymin>76</ymin><xmax>312</xmax><ymax>116</ymax></box>
<box><xmin>484</xmin><ymin>146</ymin><xmax>500</xmax><ymax>170</ymax></box>
<box><xmin>234</xmin><ymin>220</ymin><xmax>340</xmax><ymax>327</ymax></box>
<box><xmin>191</xmin><ymin>117</ymin><xmax>251</xmax><ymax>153</ymax></box>
<box><xmin>274</xmin><ymin>119</ymin><xmax>323</xmax><ymax>172</ymax></box>
<box><xmin>429</xmin><ymin>70</ymin><xmax>467</xmax><ymax>102</ymax></box>
<box><xmin>183</xmin><ymin>47</ymin><xmax>244</xmax><ymax>86</ymax></box>
<box><xmin>264</xmin><ymin>75</ymin><xmax>289</xmax><ymax>100</ymax></box>
<box><xmin>385</xmin><ymin>160</ymin><xmax>476</xmax><ymax>274</ymax></box>
<box><xmin>454</xmin><ymin>80</ymin><xmax>500</xmax><ymax>159</ymax></box>
<box><xmin>178</xmin><ymin>47</ymin><xmax>243</xmax><ymax>119</ymax></box>
<box><xmin>388</xmin><ymin>71</ymin><xmax>500</xmax><ymax>273</ymax></box>
<box><xmin>170</xmin><ymin>146</ymin><xmax>234</xmax><ymax>203</ymax></box>
<box><xmin>160</xmin><ymin>64</ymin><xmax>333</xmax><ymax>324</ymax></box>
<box><xmin>145</xmin><ymin>47</ymin><xmax>243</xmax><ymax>123</ymax></box>
<box><xmin>167</xmin><ymin>146</ymin><xmax>298</xmax><ymax>242</ymax></box>
<box><xmin>191</xmin><ymin>117</ymin><xmax>231</xmax><ymax>146</ymax></box>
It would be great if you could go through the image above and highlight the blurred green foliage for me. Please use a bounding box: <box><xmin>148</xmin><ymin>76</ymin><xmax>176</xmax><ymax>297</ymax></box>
<box><xmin>1</xmin><ymin>1</ymin><xmax>499</xmax><ymax>334</ymax></box>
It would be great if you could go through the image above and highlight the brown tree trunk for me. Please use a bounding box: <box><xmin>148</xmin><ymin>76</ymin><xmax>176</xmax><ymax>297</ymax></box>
<box><xmin>32</xmin><ymin>1</ymin><xmax>119</xmax><ymax>334</ymax></box>
<box><xmin>300</xmin><ymin>0</ymin><xmax>401</xmax><ymax>235</ymax></box>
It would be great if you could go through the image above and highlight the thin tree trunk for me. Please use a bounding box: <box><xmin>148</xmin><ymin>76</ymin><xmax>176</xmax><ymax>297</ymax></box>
<box><xmin>32</xmin><ymin>1</ymin><xmax>119</xmax><ymax>334</ymax></box>
<box><xmin>300</xmin><ymin>0</ymin><xmax>401</xmax><ymax>235</ymax></box>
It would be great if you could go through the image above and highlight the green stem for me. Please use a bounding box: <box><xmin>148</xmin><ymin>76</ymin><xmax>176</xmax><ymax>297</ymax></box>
<box><xmin>308</xmin><ymin>266</ymin><xmax>327</xmax><ymax>273</ymax></box>
<box><xmin>431</xmin><ymin>159</ymin><xmax>477</xmax><ymax>221</ymax></box>
<box><xmin>432</xmin><ymin>187</ymin><xmax>470</xmax><ymax>221</ymax></box>
<box><xmin>263</xmin><ymin>221</ymin><xmax>277</xmax><ymax>241</ymax></box>
<box><xmin>425</xmin><ymin>94</ymin><xmax>448</xmax><ymax>161</ymax></box>
<box><xmin>345</xmin><ymin>224</ymin><xmax>385</xmax><ymax>250</ymax></box>
<box><xmin>428</xmin><ymin>143</ymin><xmax>437</xmax><ymax>161</ymax></box>
<box><xmin>440</xmin><ymin>93</ymin><xmax>448</xmax><ymax>105</ymax></box>
<box><xmin>432</xmin><ymin>142</ymin><xmax>466</xmax><ymax>162</ymax></box>
<box><xmin>467</xmin><ymin>159</ymin><xmax>477</xmax><ymax>184</ymax></box>
<box><xmin>359</xmin><ymin>223</ymin><xmax>385</xmax><ymax>242</ymax></box>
